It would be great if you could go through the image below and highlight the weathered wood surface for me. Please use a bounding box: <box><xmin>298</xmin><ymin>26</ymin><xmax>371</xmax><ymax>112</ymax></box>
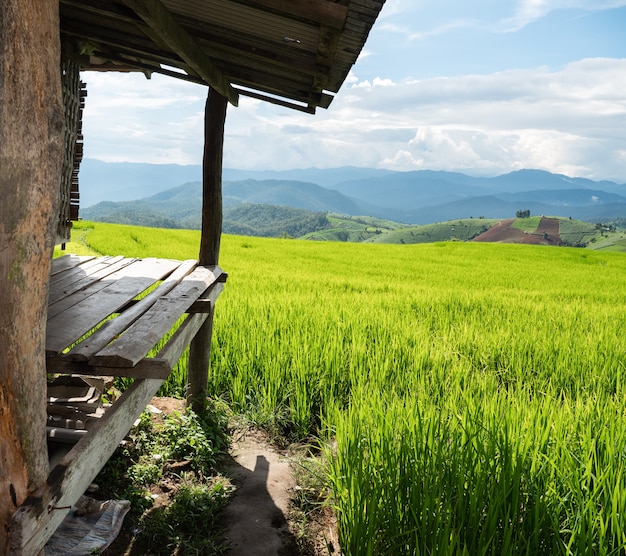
<box><xmin>46</xmin><ymin>356</ymin><xmax>172</xmax><ymax>379</ymax></box>
<box><xmin>188</xmin><ymin>281</ymin><xmax>226</xmax><ymax>313</ymax></box>
<box><xmin>47</xmin><ymin>282</ymin><xmax>224</xmax><ymax>379</ymax></box>
<box><xmin>48</xmin><ymin>255</ymin><xmax>114</xmax><ymax>289</ymax></box>
<box><xmin>47</xmin><ymin>255</ymin><xmax>131</xmax><ymax>307</ymax></box>
<box><xmin>46</xmin><ymin>255</ymin><xmax>225</xmax><ymax>375</ymax></box>
<box><xmin>48</xmin><ymin>254</ymin><xmax>95</xmax><ymax>277</ymax></box>
<box><xmin>0</xmin><ymin>0</ymin><xmax>64</xmax><ymax>552</ymax></box>
<box><xmin>11</xmin><ymin>256</ymin><xmax>226</xmax><ymax>551</ymax></box>
<box><xmin>64</xmin><ymin>258</ymin><xmax>198</xmax><ymax>361</ymax></box>
<box><xmin>10</xmin><ymin>377</ymin><xmax>164</xmax><ymax>555</ymax></box>
<box><xmin>188</xmin><ymin>87</ymin><xmax>228</xmax><ymax>412</ymax></box>
<box><xmin>91</xmin><ymin>264</ymin><xmax>224</xmax><ymax>367</ymax></box>
<box><xmin>46</xmin><ymin>257</ymin><xmax>180</xmax><ymax>353</ymax></box>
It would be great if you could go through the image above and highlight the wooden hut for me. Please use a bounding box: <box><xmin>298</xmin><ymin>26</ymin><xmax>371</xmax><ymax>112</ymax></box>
<box><xmin>0</xmin><ymin>1</ymin><xmax>385</xmax><ymax>553</ymax></box>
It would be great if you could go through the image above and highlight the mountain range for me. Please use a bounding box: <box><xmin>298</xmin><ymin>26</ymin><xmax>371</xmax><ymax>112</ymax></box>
<box><xmin>80</xmin><ymin>159</ymin><xmax>626</xmax><ymax>226</ymax></box>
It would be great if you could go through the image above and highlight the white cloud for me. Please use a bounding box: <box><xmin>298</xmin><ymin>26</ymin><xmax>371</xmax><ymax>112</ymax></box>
<box><xmin>391</xmin><ymin>127</ymin><xmax>593</xmax><ymax>177</ymax></box>
<box><xmin>500</xmin><ymin>0</ymin><xmax>626</xmax><ymax>31</ymax></box>
<box><xmin>372</xmin><ymin>0</ymin><xmax>626</xmax><ymax>43</ymax></box>
<box><xmin>81</xmin><ymin>57</ymin><xmax>626</xmax><ymax>183</ymax></box>
<box><xmin>407</xmin><ymin>20</ymin><xmax>479</xmax><ymax>41</ymax></box>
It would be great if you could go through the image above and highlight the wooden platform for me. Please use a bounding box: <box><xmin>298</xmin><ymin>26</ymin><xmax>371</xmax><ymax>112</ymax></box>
<box><xmin>46</xmin><ymin>254</ymin><xmax>226</xmax><ymax>377</ymax></box>
<box><xmin>10</xmin><ymin>254</ymin><xmax>226</xmax><ymax>555</ymax></box>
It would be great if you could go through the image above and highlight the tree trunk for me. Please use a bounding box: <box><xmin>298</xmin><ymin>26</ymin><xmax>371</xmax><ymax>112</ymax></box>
<box><xmin>187</xmin><ymin>88</ymin><xmax>227</xmax><ymax>412</ymax></box>
<box><xmin>0</xmin><ymin>1</ymin><xmax>64</xmax><ymax>551</ymax></box>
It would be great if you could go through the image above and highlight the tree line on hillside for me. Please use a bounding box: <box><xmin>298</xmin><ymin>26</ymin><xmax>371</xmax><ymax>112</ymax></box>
<box><xmin>223</xmin><ymin>204</ymin><xmax>330</xmax><ymax>238</ymax></box>
<box><xmin>84</xmin><ymin>203</ymin><xmax>333</xmax><ymax>238</ymax></box>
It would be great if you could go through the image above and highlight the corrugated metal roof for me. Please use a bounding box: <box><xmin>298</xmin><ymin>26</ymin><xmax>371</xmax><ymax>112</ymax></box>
<box><xmin>59</xmin><ymin>0</ymin><xmax>385</xmax><ymax>113</ymax></box>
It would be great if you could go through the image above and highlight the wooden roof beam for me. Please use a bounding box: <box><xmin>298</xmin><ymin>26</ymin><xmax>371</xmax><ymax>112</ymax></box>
<box><xmin>237</xmin><ymin>88</ymin><xmax>316</xmax><ymax>113</ymax></box>
<box><xmin>230</xmin><ymin>0</ymin><xmax>349</xmax><ymax>30</ymax></box>
<box><xmin>122</xmin><ymin>0</ymin><xmax>239</xmax><ymax>106</ymax></box>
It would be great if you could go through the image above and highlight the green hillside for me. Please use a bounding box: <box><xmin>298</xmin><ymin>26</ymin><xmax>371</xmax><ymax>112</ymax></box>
<box><xmin>223</xmin><ymin>204</ymin><xmax>331</xmax><ymax>238</ymax></box>
<box><xmin>81</xmin><ymin>178</ymin><xmax>364</xmax><ymax>227</ymax></box>
<box><xmin>365</xmin><ymin>218</ymin><xmax>500</xmax><ymax>244</ymax></box>
<box><xmin>301</xmin><ymin>214</ymin><xmax>406</xmax><ymax>242</ymax></box>
<box><xmin>56</xmin><ymin>221</ymin><xmax>626</xmax><ymax>555</ymax></box>
<box><xmin>66</xmin><ymin>212</ymin><xmax>626</xmax><ymax>251</ymax></box>
<box><xmin>558</xmin><ymin>218</ymin><xmax>602</xmax><ymax>246</ymax></box>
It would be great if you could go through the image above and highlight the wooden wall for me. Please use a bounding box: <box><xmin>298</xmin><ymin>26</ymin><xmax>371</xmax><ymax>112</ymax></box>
<box><xmin>58</xmin><ymin>48</ymin><xmax>85</xmax><ymax>245</ymax></box>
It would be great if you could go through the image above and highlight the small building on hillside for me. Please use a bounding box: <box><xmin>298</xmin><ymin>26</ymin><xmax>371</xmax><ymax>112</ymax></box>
<box><xmin>0</xmin><ymin>1</ymin><xmax>385</xmax><ymax>553</ymax></box>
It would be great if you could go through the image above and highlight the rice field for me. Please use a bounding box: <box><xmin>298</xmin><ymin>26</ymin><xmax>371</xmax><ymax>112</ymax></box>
<box><xmin>62</xmin><ymin>221</ymin><xmax>626</xmax><ymax>554</ymax></box>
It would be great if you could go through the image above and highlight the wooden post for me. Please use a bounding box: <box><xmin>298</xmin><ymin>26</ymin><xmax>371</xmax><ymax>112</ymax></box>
<box><xmin>0</xmin><ymin>1</ymin><xmax>64</xmax><ymax>552</ymax></box>
<box><xmin>187</xmin><ymin>87</ymin><xmax>227</xmax><ymax>412</ymax></box>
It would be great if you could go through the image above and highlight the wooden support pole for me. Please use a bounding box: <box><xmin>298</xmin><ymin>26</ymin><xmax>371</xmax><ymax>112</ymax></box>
<box><xmin>0</xmin><ymin>1</ymin><xmax>64</xmax><ymax>553</ymax></box>
<box><xmin>187</xmin><ymin>88</ymin><xmax>228</xmax><ymax>412</ymax></box>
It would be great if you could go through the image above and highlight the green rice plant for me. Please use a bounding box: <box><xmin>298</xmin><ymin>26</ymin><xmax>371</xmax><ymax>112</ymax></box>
<box><xmin>68</xmin><ymin>222</ymin><xmax>626</xmax><ymax>554</ymax></box>
<box><xmin>325</xmin><ymin>385</ymin><xmax>626</xmax><ymax>555</ymax></box>
<box><xmin>77</xmin><ymin>220</ymin><xmax>200</xmax><ymax>259</ymax></box>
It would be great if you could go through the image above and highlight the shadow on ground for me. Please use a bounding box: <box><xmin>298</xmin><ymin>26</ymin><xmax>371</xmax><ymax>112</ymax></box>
<box><xmin>220</xmin><ymin>430</ymin><xmax>299</xmax><ymax>555</ymax></box>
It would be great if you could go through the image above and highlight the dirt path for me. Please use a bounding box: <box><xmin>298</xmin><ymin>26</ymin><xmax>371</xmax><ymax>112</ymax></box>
<box><xmin>100</xmin><ymin>399</ymin><xmax>338</xmax><ymax>555</ymax></box>
<box><xmin>221</xmin><ymin>428</ymin><xmax>300</xmax><ymax>555</ymax></box>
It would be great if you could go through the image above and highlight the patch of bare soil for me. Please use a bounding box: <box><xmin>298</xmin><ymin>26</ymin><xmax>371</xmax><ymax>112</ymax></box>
<box><xmin>472</xmin><ymin>218</ymin><xmax>526</xmax><ymax>243</ymax></box>
<box><xmin>303</xmin><ymin>505</ymin><xmax>341</xmax><ymax>556</ymax></box>
<box><xmin>472</xmin><ymin>216</ymin><xmax>563</xmax><ymax>245</ymax></box>
<box><xmin>220</xmin><ymin>428</ymin><xmax>299</xmax><ymax>554</ymax></box>
<box><xmin>219</xmin><ymin>426</ymin><xmax>340</xmax><ymax>555</ymax></box>
<box><xmin>536</xmin><ymin>217</ymin><xmax>562</xmax><ymax>244</ymax></box>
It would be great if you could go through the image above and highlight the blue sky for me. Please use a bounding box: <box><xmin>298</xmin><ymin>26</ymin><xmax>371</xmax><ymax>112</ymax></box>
<box><xmin>82</xmin><ymin>0</ymin><xmax>626</xmax><ymax>182</ymax></box>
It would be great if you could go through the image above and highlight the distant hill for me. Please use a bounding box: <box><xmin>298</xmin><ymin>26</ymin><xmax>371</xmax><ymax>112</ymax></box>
<box><xmin>78</xmin><ymin>160</ymin><xmax>626</xmax><ymax>225</ymax></box>
<box><xmin>222</xmin><ymin>179</ymin><xmax>363</xmax><ymax>213</ymax></box>
<box><xmin>82</xmin><ymin>178</ymin><xmax>365</xmax><ymax>229</ymax></box>
<box><xmin>79</xmin><ymin>159</ymin><xmax>201</xmax><ymax>207</ymax></box>
<box><xmin>79</xmin><ymin>159</ymin><xmax>392</xmax><ymax>208</ymax></box>
<box><xmin>364</xmin><ymin>216</ymin><xmax>621</xmax><ymax>250</ymax></box>
<box><xmin>223</xmin><ymin>205</ymin><xmax>329</xmax><ymax>238</ymax></box>
<box><xmin>330</xmin><ymin>169</ymin><xmax>626</xmax><ymax>223</ymax></box>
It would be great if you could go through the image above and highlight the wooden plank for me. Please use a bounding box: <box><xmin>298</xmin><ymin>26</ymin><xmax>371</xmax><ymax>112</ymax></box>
<box><xmin>46</xmin><ymin>355</ymin><xmax>172</xmax><ymax>379</ymax></box>
<box><xmin>236</xmin><ymin>87</ymin><xmax>317</xmax><ymax>113</ymax></box>
<box><xmin>48</xmin><ymin>256</ymin><xmax>132</xmax><ymax>308</ymax></box>
<box><xmin>64</xmin><ymin>259</ymin><xmax>199</xmax><ymax>361</ymax></box>
<box><xmin>50</xmin><ymin>255</ymin><xmax>117</xmax><ymax>286</ymax></box>
<box><xmin>49</xmin><ymin>256</ymin><xmax>130</xmax><ymax>309</ymax></box>
<box><xmin>10</xmin><ymin>378</ymin><xmax>164</xmax><ymax>555</ymax></box>
<box><xmin>90</xmin><ymin>265</ymin><xmax>223</xmax><ymax>367</ymax></box>
<box><xmin>123</xmin><ymin>0</ymin><xmax>239</xmax><ymax>105</ymax></box>
<box><xmin>157</xmin><ymin>312</ymin><xmax>209</xmax><ymax>369</ymax></box>
<box><xmin>46</xmin><ymin>258</ymin><xmax>180</xmax><ymax>355</ymax></box>
<box><xmin>52</xmin><ymin>255</ymin><xmax>115</xmax><ymax>272</ymax></box>
<box><xmin>49</xmin><ymin>254</ymin><xmax>96</xmax><ymax>276</ymax></box>
<box><xmin>46</xmin><ymin>427</ymin><xmax>88</xmax><ymax>444</ymax></box>
<box><xmin>187</xmin><ymin>282</ymin><xmax>225</xmax><ymax>313</ymax></box>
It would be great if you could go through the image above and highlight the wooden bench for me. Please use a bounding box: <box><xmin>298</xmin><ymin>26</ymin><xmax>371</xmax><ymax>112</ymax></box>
<box><xmin>10</xmin><ymin>254</ymin><xmax>226</xmax><ymax>554</ymax></box>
